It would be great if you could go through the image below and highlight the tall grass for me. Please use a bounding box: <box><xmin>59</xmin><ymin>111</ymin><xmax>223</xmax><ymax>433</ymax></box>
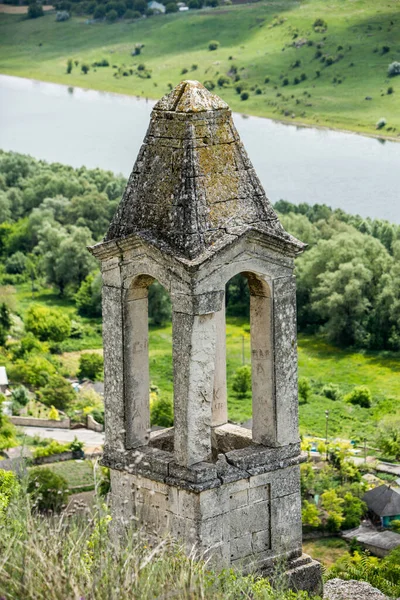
<box><xmin>0</xmin><ymin>468</ymin><xmax>314</xmax><ymax>600</ymax></box>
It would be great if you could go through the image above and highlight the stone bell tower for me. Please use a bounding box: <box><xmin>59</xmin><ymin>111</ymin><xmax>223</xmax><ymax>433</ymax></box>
<box><xmin>89</xmin><ymin>81</ymin><xmax>322</xmax><ymax>594</ymax></box>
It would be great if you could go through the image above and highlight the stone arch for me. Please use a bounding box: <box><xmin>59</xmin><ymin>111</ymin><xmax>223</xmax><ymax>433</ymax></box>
<box><xmin>214</xmin><ymin>270</ymin><xmax>276</xmax><ymax>447</ymax></box>
<box><xmin>124</xmin><ymin>273</ymin><xmax>172</xmax><ymax>449</ymax></box>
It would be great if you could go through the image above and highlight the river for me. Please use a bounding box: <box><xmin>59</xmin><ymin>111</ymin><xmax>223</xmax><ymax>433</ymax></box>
<box><xmin>0</xmin><ymin>74</ymin><xmax>399</xmax><ymax>223</ymax></box>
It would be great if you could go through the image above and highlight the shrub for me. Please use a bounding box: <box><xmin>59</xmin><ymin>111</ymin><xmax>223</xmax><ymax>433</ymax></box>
<box><xmin>27</xmin><ymin>3</ymin><xmax>44</xmax><ymax>18</ymax></box>
<box><xmin>376</xmin><ymin>117</ymin><xmax>387</xmax><ymax>130</ymax></box>
<box><xmin>93</xmin><ymin>59</ymin><xmax>110</xmax><ymax>67</ymax></box>
<box><xmin>298</xmin><ymin>377</ymin><xmax>311</xmax><ymax>404</ymax></box>
<box><xmin>106</xmin><ymin>9</ymin><xmax>118</xmax><ymax>21</ymax></box>
<box><xmin>94</xmin><ymin>4</ymin><xmax>105</xmax><ymax>17</ymax></box>
<box><xmin>56</xmin><ymin>10</ymin><xmax>70</xmax><ymax>21</ymax></box>
<box><xmin>217</xmin><ymin>75</ymin><xmax>230</xmax><ymax>87</ymax></box>
<box><xmin>232</xmin><ymin>365</ymin><xmax>251</xmax><ymax>397</ymax></box>
<box><xmin>264</xmin><ymin>76</ymin><xmax>270</xmax><ymax>83</ymax></box>
<box><xmin>313</xmin><ymin>17</ymin><xmax>327</xmax><ymax>31</ymax></box>
<box><xmin>388</xmin><ymin>62</ymin><xmax>400</xmax><ymax>77</ymax></box>
<box><xmin>0</xmin><ymin>469</ymin><xmax>19</xmax><ymax>522</ymax></box>
<box><xmin>39</xmin><ymin>374</ymin><xmax>76</xmax><ymax>411</ymax></box>
<box><xmin>5</xmin><ymin>251</ymin><xmax>27</xmax><ymax>274</ymax></box>
<box><xmin>25</xmin><ymin>305</ymin><xmax>71</xmax><ymax>342</ymax></box>
<box><xmin>191</xmin><ymin>64</ymin><xmax>198</xmax><ymax>71</ymax></box>
<box><xmin>255</xmin><ymin>88</ymin><xmax>262</xmax><ymax>95</ymax></box>
<box><xmin>137</xmin><ymin>63</ymin><xmax>145</xmax><ymax>71</ymax></box>
<box><xmin>240</xmin><ymin>92</ymin><xmax>249</xmax><ymax>101</ymax></box>
<box><xmin>28</xmin><ymin>467</ymin><xmax>69</xmax><ymax>513</ymax></box>
<box><xmin>77</xmin><ymin>353</ymin><xmax>104</xmax><ymax>381</ymax></box>
<box><xmin>208</xmin><ymin>40</ymin><xmax>220</xmax><ymax>51</ymax></box>
<box><xmin>165</xmin><ymin>2</ymin><xmax>178</xmax><ymax>12</ymax></box>
<box><xmin>387</xmin><ymin>86</ymin><xmax>394</xmax><ymax>95</ymax></box>
<box><xmin>125</xmin><ymin>9</ymin><xmax>140</xmax><ymax>18</ymax></box>
<box><xmin>203</xmin><ymin>80</ymin><xmax>216</xmax><ymax>91</ymax></box>
<box><xmin>381</xmin><ymin>45</ymin><xmax>390</xmax><ymax>55</ymax></box>
<box><xmin>322</xmin><ymin>383</ymin><xmax>341</xmax><ymax>401</ymax></box>
<box><xmin>181</xmin><ymin>68</ymin><xmax>188</xmax><ymax>75</ymax></box>
<box><xmin>48</xmin><ymin>405</ymin><xmax>60</xmax><ymax>421</ymax></box>
<box><xmin>300</xmin><ymin>73</ymin><xmax>307</xmax><ymax>81</ymax></box>
<box><xmin>151</xmin><ymin>397</ymin><xmax>173</xmax><ymax>427</ymax></box>
<box><xmin>8</xmin><ymin>355</ymin><xmax>56</xmax><ymax>388</ymax></box>
<box><xmin>344</xmin><ymin>386</ymin><xmax>372</xmax><ymax>408</ymax></box>
<box><xmin>66</xmin><ymin>58</ymin><xmax>73</xmax><ymax>74</ymax></box>
<box><xmin>282</xmin><ymin>77</ymin><xmax>289</xmax><ymax>86</ymax></box>
<box><xmin>33</xmin><ymin>440</ymin><xmax>70</xmax><ymax>459</ymax></box>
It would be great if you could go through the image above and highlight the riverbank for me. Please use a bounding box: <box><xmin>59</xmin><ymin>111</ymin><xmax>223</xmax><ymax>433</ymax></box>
<box><xmin>0</xmin><ymin>0</ymin><xmax>399</xmax><ymax>138</ymax></box>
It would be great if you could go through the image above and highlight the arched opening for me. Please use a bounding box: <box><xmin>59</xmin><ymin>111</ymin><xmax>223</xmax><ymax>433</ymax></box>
<box><xmin>213</xmin><ymin>271</ymin><xmax>275</xmax><ymax>447</ymax></box>
<box><xmin>124</xmin><ymin>275</ymin><xmax>173</xmax><ymax>450</ymax></box>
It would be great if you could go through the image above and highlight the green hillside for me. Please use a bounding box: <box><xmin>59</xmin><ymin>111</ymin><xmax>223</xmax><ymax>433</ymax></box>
<box><xmin>0</xmin><ymin>0</ymin><xmax>399</xmax><ymax>136</ymax></box>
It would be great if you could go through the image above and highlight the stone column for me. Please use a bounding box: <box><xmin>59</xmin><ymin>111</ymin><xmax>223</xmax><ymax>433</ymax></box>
<box><xmin>273</xmin><ymin>276</ymin><xmax>299</xmax><ymax>446</ymax></box>
<box><xmin>124</xmin><ymin>287</ymin><xmax>150</xmax><ymax>448</ymax></box>
<box><xmin>250</xmin><ymin>288</ymin><xmax>276</xmax><ymax>446</ymax></box>
<box><xmin>212</xmin><ymin>299</ymin><xmax>228</xmax><ymax>427</ymax></box>
<box><xmin>172</xmin><ymin>309</ymin><xmax>217</xmax><ymax>467</ymax></box>
<box><xmin>102</xmin><ymin>284</ymin><xmax>126</xmax><ymax>453</ymax></box>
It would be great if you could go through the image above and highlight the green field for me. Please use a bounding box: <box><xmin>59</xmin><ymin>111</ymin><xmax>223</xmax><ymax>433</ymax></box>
<box><xmin>1</xmin><ymin>0</ymin><xmax>399</xmax><ymax>136</ymax></box>
<box><xmin>146</xmin><ymin>318</ymin><xmax>400</xmax><ymax>441</ymax></box>
<box><xmin>35</xmin><ymin>459</ymin><xmax>95</xmax><ymax>489</ymax></box>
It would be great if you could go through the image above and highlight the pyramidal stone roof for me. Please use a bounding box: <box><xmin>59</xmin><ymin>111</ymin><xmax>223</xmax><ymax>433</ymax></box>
<box><xmin>104</xmin><ymin>80</ymin><xmax>304</xmax><ymax>260</ymax></box>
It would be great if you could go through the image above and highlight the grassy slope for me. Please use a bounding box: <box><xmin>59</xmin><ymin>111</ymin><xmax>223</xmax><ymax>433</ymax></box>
<box><xmin>0</xmin><ymin>0</ymin><xmax>399</xmax><ymax>136</ymax></box>
<box><xmin>35</xmin><ymin>459</ymin><xmax>95</xmax><ymax>489</ymax></box>
<box><xmin>5</xmin><ymin>285</ymin><xmax>400</xmax><ymax>440</ymax></box>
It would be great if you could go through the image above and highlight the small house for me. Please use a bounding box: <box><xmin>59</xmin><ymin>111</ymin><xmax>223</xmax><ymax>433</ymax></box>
<box><xmin>363</xmin><ymin>484</ymin><xmax>400</xmax><ymax>527</ymax></box>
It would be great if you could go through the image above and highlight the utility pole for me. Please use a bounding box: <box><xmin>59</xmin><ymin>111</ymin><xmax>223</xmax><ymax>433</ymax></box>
<box><xmin>325</xmin><ymin>410</ymin><xmax>330</xmax><ymax>462</ymax></box>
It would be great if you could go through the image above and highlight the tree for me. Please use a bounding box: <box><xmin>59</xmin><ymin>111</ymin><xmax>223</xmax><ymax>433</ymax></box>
<box><xmin>298</xmin><ymin>377</ymin><xmax>311</xmax><ymax>404</ymax></box>
<box><xmin>344</xmin><ymin>386</ymin><xmax>372</xmax><ymax>408</ymax></box>
<box><xmin>106</xmin><ymin>8</ymin><xmax>118</xmax><ymax>21</ymax></box>
<box><xmin>0</xmin><ymin>469</ymin><xmax>20</xmax><ymax>523</ymax></box>
<box><xmin>148</xmin><ymin>282</ymin><xmax>171</xmax><ymax>326</ymax></box>
<box><xmin>302</xmin><ymin>500</ymin><xmax>321</xmax><ymax>528</ymax></box>
<box><xmin>377</xmin><ymin>414</ymin><xmax>400</xmax><ymax>461</ymax></box>
<box><xmin>8</xmin><ymin>355</ymin><xmax>56</xmax><ymax>388</ymax></box>
<box><xmin>27</xmin><ymin>3</ymin><xmax>44</xmax><ymax>18</ymax></box>
<box><xmin>39</xmin><ymin>375</ymin><xmax>76</xmax><ymax>411</ymax></box>
<box><xmin>25</xmin><ymin>305</ymin><xmax>71</xmax><ymax>342</ymax></box>
<box><xmin>0</xmin><ymin>397</ymin><xmax>17</xmax><ymax>452</ymax></box>
<box><xmin>75</xmin><ymin>272</ymin><xmax>102</xmax><ymax>318</ymax></box>
<box><xmin>208</xmin><ymin>40</ymin><xmax>220</xmax><ymax>51</ymax></box>
<box><xmin>5</xmin><ymin>251</ymin><xmax>27</xmax><ymax>274</ymax></box>
<box><xmin>81</xmin><ymin>64</ymin><xmax>90</xmax><ymax>74</ymax></box>
<box><xmin>232</xmin><ymin>365</ymin><xmax>251</xmax><ymax>397</ymax></box>
<box><xmin>0</xmin><ymin>303</ymin><xmax>11</xmax><ymax>346</ymax></box>
<box><xmin>342</xmin><ymin>493</ymin><xmax>366</xmax><ymax>530</ymax></box>
<box><xmin>165</xmin><ymin>2</ymin><xmax>178</xmax><ymax>12</ymax></box>
<box><xmin>66</xmin><ymin>58</ymin><xmax>73</xmax><ymax>74</ymax></box>
<box><xmin>94</xmin><ymin>4</ymin><xmax>106</xmax><ymax>18</ymax></box>
<box><xmin>321</xmin><ymin>489</ymin><xmax>344</xmax><ymax>532</ymax></box>
<box><xmin>77</xmin><ymin>353</ymin><xmax>104</xmax><ymax>381</ymax></box>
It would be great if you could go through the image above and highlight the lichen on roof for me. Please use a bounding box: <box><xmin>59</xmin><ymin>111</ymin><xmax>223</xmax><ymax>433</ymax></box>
<box><xmin>105</xmin><ymin>80</ymin><xmax>304</xmax><ymax>260</ymax></box>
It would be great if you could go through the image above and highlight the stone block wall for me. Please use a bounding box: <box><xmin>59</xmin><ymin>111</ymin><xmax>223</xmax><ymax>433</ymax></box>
<box><xmin>109</xmin><ymin>463</ymin><xmax>302</xmax><ymax>572</ymax></box>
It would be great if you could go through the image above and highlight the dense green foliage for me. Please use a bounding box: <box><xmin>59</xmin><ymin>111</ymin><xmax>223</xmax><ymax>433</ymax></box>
<box><xmin>0</xmin><ymin>0</ymin><xmax>399</xmax><ymax>135</ymax></box>
<box><xmin>0</xmin><ymin>468</ymin><xmax>19</xmax><ymax>521</ymax></box>
<box><xmin>28</xmin><ymin>466</ymin><xmax>69</xmax><ymax>512</ymax></box>
<box><xmin>77</xmin><ymin>352</ymin><xmax>104</xmax><ymax>381</ymax></box>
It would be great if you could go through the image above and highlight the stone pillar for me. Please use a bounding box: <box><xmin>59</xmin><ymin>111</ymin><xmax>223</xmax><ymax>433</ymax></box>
<box><xmin>124</xmin><ymin>287</ymin><xmax>150</xmax><ymax>449</ymax></box>
<box><xmin>212</xmin><ymin>299</ymin><xmax>228</xmax><ymax>427</ymax></box>
<box><xmin>102</xmin><ymin>284</ymin><xmax>126</xmax><ymax>453</ymax></box>
<box><xmin>250</xmin><ymin>290</ymin><xmax>275</xmax><ymax>446</ymax></box>
<box><xmin>172</xmin><ymin>310</ymin><xmax>217</xmax><ymax>467</ymax></box>
<box><xmin>273</xmin><ymin>276</ymin><xmax>299</xmax><ymax>446</ymax></box>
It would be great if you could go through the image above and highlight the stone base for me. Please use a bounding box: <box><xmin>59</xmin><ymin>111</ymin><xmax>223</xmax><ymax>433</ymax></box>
<box><xmin>284</xmin><ymin>554</ymin><xmax>323</xmax><ymax>596</ymax></box>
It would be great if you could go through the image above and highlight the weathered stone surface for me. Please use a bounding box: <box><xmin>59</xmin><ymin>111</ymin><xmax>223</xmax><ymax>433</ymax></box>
<box><xmin>99</xmin><ymin>81</ymin><xmax>303</xmax><ymax>261</ymax></box>
<box><xmin>324</xmin><ymin>579</ymin><xmax>388</xmax><ymax>600</ymax></box>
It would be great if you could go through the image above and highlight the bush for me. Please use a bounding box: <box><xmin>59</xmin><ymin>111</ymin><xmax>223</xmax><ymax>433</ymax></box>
<box><xmin>232</xmin><ymin>365</ymin><xmax>251</xmax><ymax>397</ymax></box>
<box><xmin>298</xmin><ymin>377</ymin><xmax>311</xmax><ymax>404</ymax></box>
<box><xmin>322</xmin><ymin>383</ymin><xmax>341</xmax><ymax>401</ymax></box>
<box><xmin>344</xmin><ymin>386</ymin><xmax>372</xmax><ymax>408</ymax></box>
<box><xmin>125</xmin><ymin>9</ymin><xmax>139</xmax><ymax>18</ymax></box>
<box><xmin>165</xmin><ymin>2</ymin><xmax>178</xmax><ymax>12</ymax></box>
<box><xmin>48</xmin><ymin>405</ymin><xmax>60</xmax><ymax>421</ymax></box>
<box><xmin>8</xmin><ymin>355</ymin><xmax>56</xmax><ymax>388</ymax></box>
<box><xmin>387</xmin><ymin>86</ymin><xmax>394</xmax><ymax>95</ymax></box>
<box><xmin>66</xmin><ymin>58</ymin><xmax>73</xmax><ymax>74</ymax></box>
<box><xmin>27</xmin><ymin>3</ymin><xmax>44</xmax><ymax>18</ymax></box>
<box><xmin>75</xmin><ymin>272</ymin><xmax>102</xmax><ymax>318</ymax></box>
<box><xmin>77</xmin><ymin>353</ymin><xmax>104</xmax><ymax>381</ymax></box>
<box><xmin>94</xmin><ymin>4</ymin><xmax>106</xmax><ymax>18</ymax></box>
<box><xmin>81</xmin><ymin>63</ymin><xmax>90</xmax><ymax>74</ymax></box>
<box><xmin>282</xmin><ymin>78</ymin><xmax>289</xmax><ymax>86</ymax></box>
<box><xmin>0</xmin><ymin>469</ymin><xmax>19</xmax><ymax>522</ymax></box>
<box><xmin>217</xmin><ymin>75</ymin><xmax>230</xmax><ymax>87</ymax></box>
<box><xmin>313</xmin><ymin>17</ymin><xmax>327</xmax><ymax>31</ymax></box>
<box><xmin>38</xmin><ymin>374</ymin><xmax>76</xmax><ymax>411</ymax></box>
<box><xmin>208</xmin><ymin>40</ymin><xmax>220</xmax><ymax>51</ymax></box>
<box><xmin>240</xmin><ymin>92</ymin><xmax>249</xmax><ymax>101</ymax></box>
<box><xmin>25</xmin><ymin>305</ymin><xmax>71</xmax><ymax>342</ymax></box>
<box><xmin>33</xmin><ymin>440</ymin><xmax>70</xmax><ymax>459</ymax></box>
<box><xmin>203</xmin><ymin>80</ymin><xmax>216</xmax><ymax>91</ymax></box>
<box><xmin>150</xmin><ymin>397</ymin><xmax>173</xmax><ymax>427</ymax></box>
<box><xmin>376</xmin><ymin>117</ymin><xmax>387</xmax><ymax>130</ymax></box>
<box><xmin>28</xmin><ymin>467</ymin><xmax>69</xmax><ymax>513</ymax></box>
<box><xmin>388</xmin><ymin>62</ymin><xmax>400</xmax><ymax>77</ymax></box>
<box><xmin>106</xmin><ymin>8</ymin><xmax>118</xmax><ymax>21</ymax></box>
<box><xmin>56</xmin><ymin>10</ymin><xmax>70</xmax><ymax>21</ymax></box>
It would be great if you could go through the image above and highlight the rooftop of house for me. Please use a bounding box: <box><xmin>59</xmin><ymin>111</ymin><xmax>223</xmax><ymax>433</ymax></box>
<box><xmin>102</xmin><ymin>80</ymin><xmax>304</xmax><ymax>261</ymax></box>
<box><xmin>363</xmin><ymin>484</ymin><xmax>400</xmax><ymax>517</ymax></box>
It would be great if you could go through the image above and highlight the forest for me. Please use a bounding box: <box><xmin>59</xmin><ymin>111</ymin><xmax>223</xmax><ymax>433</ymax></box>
<box><xmin>1</xmin><ymin>150</ymin><xmax>399</xmax><ymax>350</ymax></box>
